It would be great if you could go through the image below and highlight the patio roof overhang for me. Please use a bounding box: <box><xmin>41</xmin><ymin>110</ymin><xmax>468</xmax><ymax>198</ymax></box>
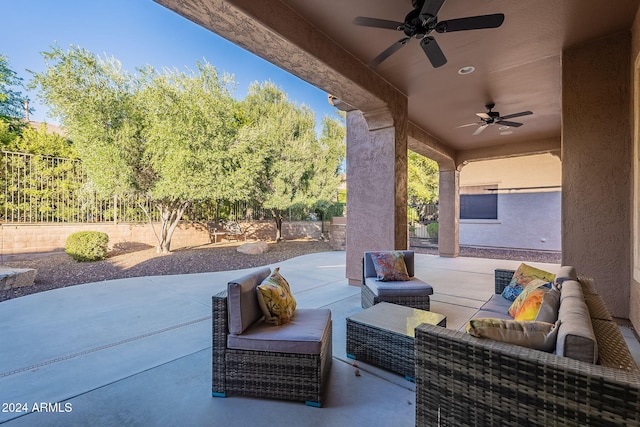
<box><xmin>153</xmin><ymin>0</ymin><xmax>640</xmax><ymax>330</ymax></box>
<box><xmin>154</xmin><ymin>0</ymin><xmax>637</xmax><ymax>164</ymax></box>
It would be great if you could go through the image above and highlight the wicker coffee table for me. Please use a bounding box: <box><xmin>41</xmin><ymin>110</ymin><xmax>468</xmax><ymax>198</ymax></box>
<box><xmin>346</xmin><ymin>302</ymin><xmax>446</xmax><ymax>381</ymax></box>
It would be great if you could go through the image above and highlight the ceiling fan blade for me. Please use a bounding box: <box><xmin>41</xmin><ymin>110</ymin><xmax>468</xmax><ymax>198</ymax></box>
<box><xmin>458</xmin><ymin>122</ymin><xmax>481</xmax><ymax>128</ymax></box>
<box><xmin>368</xmin><ymin>38</ymin><xmax>410</xmax><ymax>67</ymax></box>
<box><xmin>353</xmin><ymin>16</ymin><xmax>404</xmax><ymax>30</ymax></box>
<box><xmin>499</xmin><ymin>111</ymin><xmax>533</xmax><ymax>120</ymax></box>
<box><xmin>476</xmin><ymin>112</ymin><xmax>491</xmax><ymax>119</ymax></box>
<box><xmin>496</xmin><ymin>120</ymin><xmax>523</xmax><ymax>127</ymax></box>
<box><xmin>420</xmin><ymin>36</ymin><xmax>447</xmax><ymax>68</ymax></box>
<box><xmin>436</xmin><ymin>14</ymin><xmax>505</xmax><ymax>33</ymax></box>
<box><xmin>472</xmin><ymin>124</ymin><xmax>488</xmax><ymax>135</ymax></box>
<box><xmin>420</xmin><ymin>0</ymin><xmax>446</xmax><ymax>22</ymax></box>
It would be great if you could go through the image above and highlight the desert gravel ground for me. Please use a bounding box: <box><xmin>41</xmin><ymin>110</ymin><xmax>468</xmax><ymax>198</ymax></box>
<box><xmin>0</xmin><ymin>239</ymin><xmax>560</xmax><ymax>302</ymax></box>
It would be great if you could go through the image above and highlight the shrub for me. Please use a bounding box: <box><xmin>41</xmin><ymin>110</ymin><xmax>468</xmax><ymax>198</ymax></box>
<box><xmin>426</xmin><ymin>222</ymin><xmax>439</xmax><ymax>240</ymax></box>
<box><xmin>65</xmin><ymin>231</ymin><xmax>109</xmax><ymax>262</ymax></box>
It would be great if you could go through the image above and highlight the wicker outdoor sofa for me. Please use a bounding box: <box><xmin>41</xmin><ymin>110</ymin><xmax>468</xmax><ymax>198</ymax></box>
<box><xmin>212</xmin><ymin>267</ymin><xmax>332</xmax><ymax>407</ymax></box>
<box><xmin>414</xmin><ymin>268</ymin><xmax>640</xmax><ymax>426</ymax></box>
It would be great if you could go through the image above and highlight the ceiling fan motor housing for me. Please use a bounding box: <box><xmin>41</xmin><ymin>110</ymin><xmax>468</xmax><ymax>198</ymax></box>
<box><xmin>404</xmin><ymin>8</ymin><xmax>431</xmax><ymax>38</ymax></box>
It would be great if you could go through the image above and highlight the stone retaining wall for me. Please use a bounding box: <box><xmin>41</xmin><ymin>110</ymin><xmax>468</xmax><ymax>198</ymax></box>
<box><xmin>0</xmin><ymin>220</ymin><xmax>326</xmax><ymax>259</ymax></box>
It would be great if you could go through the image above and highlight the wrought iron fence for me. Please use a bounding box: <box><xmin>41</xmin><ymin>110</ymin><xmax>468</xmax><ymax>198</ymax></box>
<box><xmin>0</xmin><ymin>151</ymin><xmax>159</xmax><ymax>223</ymax></box>
<box><xmin>408</xmin><ymin>203</ymin><xmax>439</xmax><ymax>240</ymax></box>
<box><xmin>2</xmin><ymin>151</ymin><xmax>81</xmax><ymax>222</ymax></box>
<box><xmin>185</xmin><ymin>200</ymin><xmax>328</xmax><ymax>222</ymax></box>
<box><xmin>0</xmin><ymin>151</ymin><xmax>343</xmax><ymax>224</ymax></box>
<box><xmin>408</xmin><ymin>203</ymin><xmax>438</xmax><ymax>224</ymax></box>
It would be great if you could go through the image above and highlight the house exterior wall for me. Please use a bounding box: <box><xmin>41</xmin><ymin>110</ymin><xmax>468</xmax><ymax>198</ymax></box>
<box><xmin>459</xmin><ymin>192</ymin><xmax>561</xmax><ymax>251</ymax></box>
<box><xmin>459</xmin><ymin>154</ymin><xmax>562</xmax><ymax>251</ymax></box>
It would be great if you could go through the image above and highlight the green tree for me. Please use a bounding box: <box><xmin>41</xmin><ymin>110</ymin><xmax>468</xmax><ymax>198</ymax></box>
<box><xmin>135</xmin><ymin>63</ymin><xmax>239</xmax><ymax>251</ymax></box>
<box><xmin>408</xmin><ymin>150</ymin><xmax>439</xmax><ymax>205</ymax></box>
<box><xmin>237</xmin><ymin>82</ymin><xmax>345</xmax><ymax>241</ymax></box>
<box><xmin>0</xmin><ymin>54</ymin><xmax>30</xmax><ymax>133</ymax></box>
<box><xmin>32</xmin><ymin>45</ymin><xmax>238</xmax><ymax>252</ymax></box>
<box><xmin>2</xmin><ymin>124</ymin><xmax>80</xmax><ymax>222</ymax></box>
<box><xmin>0</xmin><ymin>120</ymin><xmax>18</xmax><ymax>149</ymax></box>
<box><xmin>11</xmin><ymin>123</ymin><xmax>76</xmax><ymax>157</ymax></box>
<box><xmin>308</xmin><ymin>113</ymin><xmax>346</xmax><ymax>219</ymax></box>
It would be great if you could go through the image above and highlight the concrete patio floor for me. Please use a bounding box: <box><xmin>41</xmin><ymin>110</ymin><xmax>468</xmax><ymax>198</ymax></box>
<box><xmin>1</xmin><ymin>251</ymin><xmax>638</xmax><ymax>426</ymax></box>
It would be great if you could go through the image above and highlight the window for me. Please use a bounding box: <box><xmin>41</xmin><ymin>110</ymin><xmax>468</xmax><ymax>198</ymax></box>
<box><xmin>460</xmin><ymin>185</ymin><xmax>498</xmax><ymax>220</ymax></box>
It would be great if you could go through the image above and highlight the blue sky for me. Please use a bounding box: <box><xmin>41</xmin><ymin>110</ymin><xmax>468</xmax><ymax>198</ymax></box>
<box><xmin>0</xmin><ymin>0</ymin><xmax>340</xmax><ymax>128</ymax></box>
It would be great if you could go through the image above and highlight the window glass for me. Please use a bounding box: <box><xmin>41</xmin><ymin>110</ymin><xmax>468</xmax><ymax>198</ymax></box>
<box><xmin>460</xmin><ymin>185</ymin><xmax>497</xmax><ymax>220</ymax></box>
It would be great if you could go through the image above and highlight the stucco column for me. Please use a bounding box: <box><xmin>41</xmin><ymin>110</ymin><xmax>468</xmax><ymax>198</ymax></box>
<box><xmin>562</xmin><ymin>32</ymin><xmax>632</xmax><ymax>318</ymax></box>
<box><xmin>345</xmin><ymin>107</ymin><xmax>408</xmax><ymax>286</ymax></box>
<box><xmin>438</xmin><ymin>169</ymin><xmax>460</xmax><ymax>257</ymax></box>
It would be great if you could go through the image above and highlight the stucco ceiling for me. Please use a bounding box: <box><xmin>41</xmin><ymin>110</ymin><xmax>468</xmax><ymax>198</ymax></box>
<box><xmin>156</xmin><ymin>0</ymin><xmax>640</xmax><ymax>157</ymax></box>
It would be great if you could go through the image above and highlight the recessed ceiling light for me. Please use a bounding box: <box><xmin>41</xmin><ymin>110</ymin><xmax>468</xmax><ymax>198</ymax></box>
<box><xmin>498</xmin><ymin>126</ymin><xmax>510</xmax><ymax>131</ymax></box>
<box><xmin>458</xmin><ymin>66</ymin><xmax>475</xmax><ymax>75</ymax></box>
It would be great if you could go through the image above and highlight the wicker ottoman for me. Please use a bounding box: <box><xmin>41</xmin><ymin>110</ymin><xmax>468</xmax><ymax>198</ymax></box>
<box><xmin>346</xmin><ymin>302</ymin><xmax>446</xmax><ymax>381</ymax></box>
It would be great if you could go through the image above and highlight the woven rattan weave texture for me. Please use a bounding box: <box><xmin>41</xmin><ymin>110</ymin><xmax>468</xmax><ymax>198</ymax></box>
<box><xmin>361</xmin><ymin>282</ymin><xmax>430</xmax><ymax>311</ymax></box>
<box><xmin>415</xmin><ymin>268</ymin><xmax>640</xmax><ymax>425</ymax></box>
<box><xmin>212</xmin><ymin>291</ymin><xmax>332</xmax><ymax>406</ymax></box>
<box><xmin>347</xmin><ymin>302</ymin><xmax>445</xmax><ymax>379</ymax></box>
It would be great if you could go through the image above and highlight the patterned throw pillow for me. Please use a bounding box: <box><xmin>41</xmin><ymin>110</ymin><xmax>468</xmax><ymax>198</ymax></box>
<box><xmin>466</xmin><ymin>318</ymin><xmax>560</xmax><ymax>352</ymax></box>
<box><xmin>369</xmin><ymin>251</ymin><xmax>411</xmax><ymax>282</ymax></box>
<box><xmin>508</xmin><ymin>279</ymin><xmax>553</xmax><ymax>320</ymax></box>
<box><xmin>501</xmin><ymin>263</ymin><xmax>556</xmax><ymax>301</ymax></box>
<box><xmin>256</xmin><ymin>267</ymin><xmax>297</xmax><ymax>325</ymax></box>
<box><xmin>512</xmin><ymin>288</ymin><xmax>560</xmax><ymax>322</ymax></box>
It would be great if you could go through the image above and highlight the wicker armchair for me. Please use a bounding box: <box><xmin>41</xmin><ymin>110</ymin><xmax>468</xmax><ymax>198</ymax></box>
<box><xmin>414</xmin><ymin>269</ymin><xmax>640</xmax><ymax>426</ymax></box>
<box><xmin>362</xmin><ymin>250</ymin><xmax>433</xmax><ymax>310</ymax></box>
<box><xmin>212</xmin><ymin>269</ymin><xmax>332</xmax><ymax>407</ymax></box>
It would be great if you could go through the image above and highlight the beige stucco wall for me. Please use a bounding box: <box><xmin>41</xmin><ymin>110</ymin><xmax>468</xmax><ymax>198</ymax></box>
<box><xmin>458</xmin><ymin>154</ymin><xmax>562</xmax><ymax>250</ymax></box>
<box><xmin>562</xmin><ymin>31</ymin><xmax>632</xmax><ymax>318</ymax></box>
<box><xmin>630</xmin><ymin>8</ymin><xmax>640</xmax><ymax>331</ymax></box>
<box><xmin>0</xmin><ymin>220</ymin><xmax>324</xmax><ymax>261</ymax></box>
<box><xmin>461</xmin><ymin>153</ymin><xmax>561</xmax><ymax>189</ymax></box>
<box><xmin>345</xmin><ymin>109</ymin><xmax>408</xmax><ymax>285</ymax></box>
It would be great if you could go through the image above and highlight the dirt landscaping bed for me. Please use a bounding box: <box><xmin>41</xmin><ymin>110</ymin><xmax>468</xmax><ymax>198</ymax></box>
<box><xmin>0</xmin><ymin>240</ymin><xmax>333</xmax><ymax>302</ymax></box>
<box><xmin>0</xmin><ymin>240</ymin><xmax>561</xmax><ymax>303</ymax></box>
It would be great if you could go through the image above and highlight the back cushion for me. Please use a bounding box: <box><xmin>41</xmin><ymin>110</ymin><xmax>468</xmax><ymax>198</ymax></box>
<box><xmin>227</xmin><ymin>267</ymin><xmax>271</xmax><ymax>335</ymax></box>
<box><xmin>555</xmin><ymin>280</ymin><xmax>598</xmax><ymax>363</ymax></box>
<box><xmin>364</xmin><ymin>250</ymin><xmax>414</xmax><ymax>278</ymax></box>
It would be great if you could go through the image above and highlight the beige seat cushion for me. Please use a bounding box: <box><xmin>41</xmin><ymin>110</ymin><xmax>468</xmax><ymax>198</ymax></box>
<box><xmin>364</xmin><ymin>277</ymin><xmax>433</xmax><ymax>297</ymax></box>
<box><xmin>227</xmin><ymin>308</ymin><xmax>331</xmax><ymax>355</ymax></box>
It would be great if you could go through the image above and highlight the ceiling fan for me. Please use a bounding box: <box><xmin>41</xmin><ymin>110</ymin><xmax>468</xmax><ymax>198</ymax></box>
<box><xmin>353</xmin><ymin>0</ymin><xmax>504</xmax><ymax>68</ymax></box>
<box><xmin>459</xmin><ymin>104</ymin><xmax>533</xmax><ymax>135</ymax></box>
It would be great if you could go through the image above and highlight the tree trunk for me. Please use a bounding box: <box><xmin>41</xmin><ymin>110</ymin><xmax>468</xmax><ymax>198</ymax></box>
<box><xmin>273</xmin><ymin>211</ymin><xmax>284</xmax><ymax>242</ymax></box>
<box><xmin>155</xmin><ymin>200</ymin><xmax>190</xmax><ymax>253</ymax></box>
